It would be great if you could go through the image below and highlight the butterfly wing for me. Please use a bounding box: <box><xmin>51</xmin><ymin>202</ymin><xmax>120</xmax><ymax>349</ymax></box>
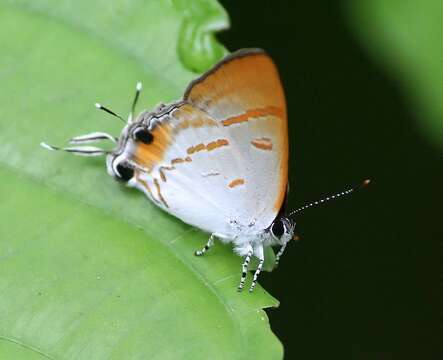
<box><xmin>183</xmin><ymin>49</ymin><xmax>289</xmax><ymax>225</ymax></box>
<box><xmin>132</xmin><ymin>49</ymin><xmax>288</xmax><ymax>238</ymax></box>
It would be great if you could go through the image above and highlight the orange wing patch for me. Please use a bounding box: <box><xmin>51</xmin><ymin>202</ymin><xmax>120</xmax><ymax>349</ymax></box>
<box><xmin>184</xmin><ymin>50</ymin><xmax>286</xmax><ymax>121</ymax></box>
<box><xmin>251</xmin><ymin>137</ymin><xmax>273</xmax><ymax>151</ymax></box>
<box><xmin>134</xmin><ymin>123</ymin><xmax>172</xmax><ymax>171</ymax></box>
<box><xmin>228</xmin><ymin>178</ymin><xmax>245</xmax><ymax>188</ymax></box>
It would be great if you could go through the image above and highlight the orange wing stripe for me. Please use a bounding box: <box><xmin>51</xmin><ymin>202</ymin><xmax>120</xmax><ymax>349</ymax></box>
<box><xmin>228</xmin><ymin>178</ymin><xmax>245</xmax><ymax>188</ymax></box>
<box><xmin>221</xmin><ymin>106</ymin><xmax>284</xmax><ymax>126</ymax></box>
<box><xmin>159</xmin><ymin>166</ymin><xmax>175</xmax><ymax>182</ymax></box>
<box><xmin>172</xmin><ymin>103</ymin><xmax>218</xmax><ymax>133</ymax></box>
<box><xmin>206</xmin><ymin>138</ymin><xmax>229</xmax><ymax>151</ymax></box>
<box><xmin>251</xmin><ymin>137</ymin><xmax>273</xmax><ymax>151</ymax></box>
<box><xmin>136</xmin><ymin>174</ymin><xmax>158</xmax><ymax>203</ymax></box>
<box><xmin>187</xmin><ymin>139</ymin><xmax>229</xmax><ymax>155</ymax></box>
<box><xmin>171</xmin><ymin>156</ymin><xmax>192</xmax><ymax>165</ymax></box>
<box><xmin>175</xmin><ymin>116</ymin><xmax>218</xmax><ymax>131</ymax></box>
<box><xmin>154</xmin><ymin>178</ymin><xmax>169</xmax><ymax>208</ymax></box>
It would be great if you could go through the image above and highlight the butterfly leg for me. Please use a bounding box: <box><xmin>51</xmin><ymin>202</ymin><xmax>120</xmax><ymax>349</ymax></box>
<box><xmin>237</xmin><ymin>246</ymin><xmax>253</xmax><ymax>292</ymax></box>
<box><xmin>274</xmin><ymin>241</ymin><xmax>288</xmax><ymax>267</ymax></box>
<box><xmin>249</xmin><ymin>245</ymin><xmax>264</xmax><ymax>292</ymax></box>
<box><xmin>194</xmin><ymin>233</ymin><xmax>215</xmax><ymax>256</ymax></box>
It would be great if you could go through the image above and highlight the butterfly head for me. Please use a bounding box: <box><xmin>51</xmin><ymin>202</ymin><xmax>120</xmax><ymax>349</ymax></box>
<box><xmin>105</xmin><ymin>119</ymin><xmax>152</xmax><ymax>183</ymax></box>
<box><xmin>41</xmin><ymin>82</ymin><xmax>164</xmax><ymax>184</ymax></box>
<box><xmin>269</xmin><ymin>215</ymin><xmax>296</xmax><ymax>244</ymax></box>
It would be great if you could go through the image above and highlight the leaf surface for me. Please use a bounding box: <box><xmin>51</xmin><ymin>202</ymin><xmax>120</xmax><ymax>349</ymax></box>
<box><xmin>0</xmin><ymin>2</ymin><xmax>282</xmax><ymax>359</ymax></box>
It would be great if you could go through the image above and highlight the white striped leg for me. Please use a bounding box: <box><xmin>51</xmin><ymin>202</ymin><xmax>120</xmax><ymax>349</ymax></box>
<box><xmin>275</xmin><ymin>242</ymin><xmax>288</xmax><ymax>267</ymax></box>
<box><xmin>194</xmin><ymin>234</ymin><xmax>215</xmax><ymax>256</ymax></box>
<box><xmin>237</xmin><ymin>248</ymin><xmax>253</xmax><ymax>292</ymax></box>
<box><xmin>249</xmin><ymin>245</ymin><xmax>264</xmax><ymax>292</ymax></box>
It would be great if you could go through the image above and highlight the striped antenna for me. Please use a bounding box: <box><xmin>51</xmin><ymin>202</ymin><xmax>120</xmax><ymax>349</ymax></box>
<box><xmin>95</xmin><ymin>103</ymin><xmax>126</xmax><ymax>123</ymax></box>
<box><xmin>289</xmin><ymin>179</ymin><xmax>370</xmax><ymax>218</ymax></box>
<box><xmin>69</xmin><ymin>131</ymin><xmax>117</xmax><ymax>144</ymax></box>
<box><xmin>40</xmin><ymin>142</ymin><xmax>108</xmax><ymax>157</ymax></box>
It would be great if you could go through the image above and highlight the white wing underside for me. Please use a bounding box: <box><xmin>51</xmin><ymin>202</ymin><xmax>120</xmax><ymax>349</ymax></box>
<box><xmin>133</xmin><ymin>107</ymin><xmax>284</xmax><ymax>238</ymax></box>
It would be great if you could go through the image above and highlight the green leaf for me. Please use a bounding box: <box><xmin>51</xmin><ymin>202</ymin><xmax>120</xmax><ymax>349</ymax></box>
<box><xmin>345</xmin><ymin>0</ymin><xmax>443</xmax><ymax>148</ymax></box>
<box><xmin>0</xmin><ymin>1</ymin><xmax>282</xmax><ymax>359</ymax></box>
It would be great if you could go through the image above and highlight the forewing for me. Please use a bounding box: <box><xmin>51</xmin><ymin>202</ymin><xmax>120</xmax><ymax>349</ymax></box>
<box><xmin>184</xmin><ymin>49</ymin><xmax>288</xmax><ymax>221</ymax></box>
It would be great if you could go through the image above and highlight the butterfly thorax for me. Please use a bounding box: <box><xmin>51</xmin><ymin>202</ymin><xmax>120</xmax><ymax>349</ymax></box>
<box><xmin>224</xmin><ymin>215</ymin><xmax>294</xmax><ymax>256</ymax></box>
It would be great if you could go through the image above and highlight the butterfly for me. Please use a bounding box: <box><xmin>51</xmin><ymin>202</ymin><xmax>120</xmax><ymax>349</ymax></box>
<box><xmin>42</xmin><ymin>48</ymin><xmax>369</xmax><ymax>292</ymax></box>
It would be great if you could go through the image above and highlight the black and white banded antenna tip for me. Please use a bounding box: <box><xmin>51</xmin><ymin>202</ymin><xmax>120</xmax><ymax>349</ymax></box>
<box><xmin>94</xmin><ymin>103</ymin><xmax>126</xmax><ymax>124</ymax></box>
<box><xmin>289</xmin><ymin>179</ymin><xmax>371</xmax><ymax>218</ymax></box>
<box><xmin>129</xmin><ymin>81</ymin><xmax>143</xmax><ymax>122</ymax></box>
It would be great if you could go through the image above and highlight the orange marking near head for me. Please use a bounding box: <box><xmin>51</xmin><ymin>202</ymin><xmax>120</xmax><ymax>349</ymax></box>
<box><xmin>187</xmin><ymin>139</ymin><xmax>229</xmax><ymax>155</ymax></box>
<box><xmin>251</xmin><ymin>137</ymin><xmax>273</xmax><ymax>151</ymax></box>
<box><xmin>134</xmin><ymin>104</ymin><xmax>218</xmax><ymax>171</ymax></box>
<box><xmin>228</xmin><ymin>178</ymin><xmax>245</xmax><ymax>188</ymax></box>
<box><xmin>134</xmin><ymin>123</ymin><xmax>172</xmax><ymax>170</ymax></box>
<box><xmin>221</xmin><ymin>106</ymin><xmax>284</xmax><ymax>127</ymax></box>
<box><xmin>153</xmin><ymin>178</ymin><xmax>169</xmax><ymax>208</ymax></box>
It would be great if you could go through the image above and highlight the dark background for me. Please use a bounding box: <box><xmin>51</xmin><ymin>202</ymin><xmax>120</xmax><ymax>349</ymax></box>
<box><xmin>219</xmin><ymin>1</ymin><xmax>442</xmax><ymax>359</ymax></box>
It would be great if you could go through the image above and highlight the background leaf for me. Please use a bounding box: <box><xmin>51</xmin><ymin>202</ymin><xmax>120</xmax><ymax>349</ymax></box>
<box><xmin>0</xmin><ymin>1</ymin><xmax>282</xmax><ymax>358</ymax></box>
<box><xmin>345</xmin><ymin>0</ymin><xmax>443</xmax><ymax>148</ymax></box>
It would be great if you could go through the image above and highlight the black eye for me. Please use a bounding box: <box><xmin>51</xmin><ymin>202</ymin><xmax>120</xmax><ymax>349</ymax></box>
<box><xmin>271</xmin><ymin>219</ymin><xmax>285</xmax><ymax>238</ymax></box>
<box><xmin>116</xmin><ymin>163</ymin><xmax>134</xmax><ymax>182</ymax></box>
<box><xmin>134</xmin><ymin>129</ymin><xmax>153</xmax><ymax>144</ymax></box>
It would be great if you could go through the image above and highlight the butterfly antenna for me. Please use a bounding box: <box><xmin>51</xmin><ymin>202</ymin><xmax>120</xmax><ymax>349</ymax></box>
<box><xmin>68</xmin><ymin>131</ymin><xmax>118</xmax><ymax>145</ymax></box>
<box><xmin>40</xmin><ymin>142</ymin><xmax>108</xmax><ymax>157</ymax></box>
<box><xmin>289</xmin><ymin>179</ymin><xmax>370</xmax><ymax>218</ymax></box>
<box><xmin>129</xmin><ymin>82</ymin><xmax>142</xmax><ymax>122</ymax></box>
<box><xmin>95</xmin><ymin>103</ymin><xmax>126</xmax><ymax>124</ymax></box>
